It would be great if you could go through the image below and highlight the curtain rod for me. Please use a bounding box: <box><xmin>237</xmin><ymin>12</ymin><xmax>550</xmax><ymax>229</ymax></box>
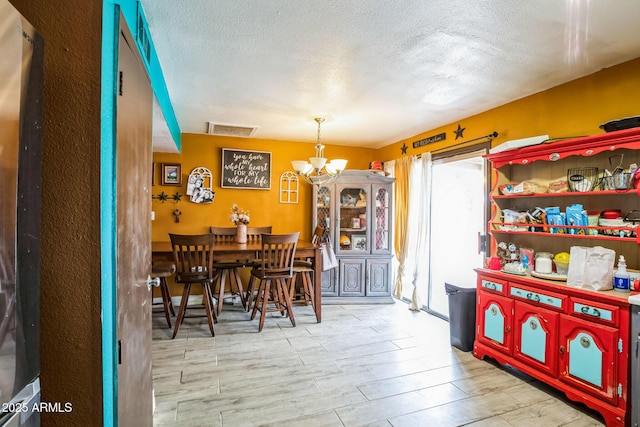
<box><xmin>415</xmin><ymin>131</ymin><xmax>498</xmax><ymax>157</ymax></box>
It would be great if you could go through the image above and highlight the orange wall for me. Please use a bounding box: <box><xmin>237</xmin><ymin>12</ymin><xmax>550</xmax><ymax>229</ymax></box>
<box><xmin>375</xmin><ymin>57</ymin><xmax>640</xmax><ymax>161</ymax></box>
<box><xmin>154</xmin><ymin>57</ymin><xmax>640</xmax><ymax>242</ymax></box>
<box><xmin>152</xmin><ymin>134</ymin><xmax>374</xmax><ymax>241</ymax></box>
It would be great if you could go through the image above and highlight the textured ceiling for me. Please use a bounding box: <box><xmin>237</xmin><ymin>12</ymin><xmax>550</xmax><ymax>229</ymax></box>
<box><xmin>142</xmin><ymin>0</ymin><xmax>640</xmax><ymax>152</ymax></box>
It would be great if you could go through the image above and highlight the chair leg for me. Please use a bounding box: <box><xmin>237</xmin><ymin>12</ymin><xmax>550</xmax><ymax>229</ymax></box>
<box><xmin>303</xmin><ymin>271</ymin><xmax>315</xmax><ymax>308</ymax></box>
<box><xmin>273</xmin><ymin>283</ymin><xmax>286</xmax><ymax>316</ymax></box>
<box><xmin>172</xmin><ymin>283</ymin><xmax>191</xmax><ymax>339</ymax></box>
<box><xmin>207</xmin><ymin>282</ymin><xmax>219</xmax><ymax>324</ymax></box>
<box><xmin>287</xmin><ymin>274</ymin><xmax>297</xmax><ymax>302</ymax></box>
<box><xmin>158</xmin><ymin>277</ymin><xmax>173</xmax><ymax>328</ymax></box>
<box><xmin>251</xmin><ymin>279</ymin><xmax>271</xmax><ymax>332</ymax></box>
<box><xmin>277</xmin><ymin>278</ymin><xmax>296</xmax><ymax>327</ymax></box>
<box><xmin>230</xmin><ymin>268</ymin><xmax>247</xmax><ymax>309</ymax></box>
<box><xmin>216</xmin><ymin>269</ymin><xmax>228</xmax><ymax>315</ymax></box>
<box><xmin>202</xmin><ymin>282</ymin><xmax>216</xmax><ymax>337</ymax></box>
<box><xmin>245</xmin><ymin>275</ymin><xmax>257</xmax><ymax>312</ymax></box>
<box><xmin>250</xmin><ymin>279</ymin><xmax>264</xmax><ymax>321</ymax></box>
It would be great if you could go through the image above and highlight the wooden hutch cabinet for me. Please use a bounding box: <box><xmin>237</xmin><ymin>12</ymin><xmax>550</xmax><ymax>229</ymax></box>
<box><xmin>475</xmin><ymin>128</ymin><xmax>640</xmax><ymax>427</ymax></box>
<box><xmin>312</xmin><ymin>170</ymin><xmax>395</xmax><ymax>302</ymax></box>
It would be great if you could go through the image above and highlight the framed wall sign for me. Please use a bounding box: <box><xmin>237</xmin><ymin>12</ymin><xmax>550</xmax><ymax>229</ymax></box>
<box><xmin>221</xmin><ymin>148</ymin><xmax>271</xmax><ymax>189</ymax></box>
<box><xmin>161</xmin><ymin>163</ymin><xmax>182</xmax><ymax>186</ymax></box>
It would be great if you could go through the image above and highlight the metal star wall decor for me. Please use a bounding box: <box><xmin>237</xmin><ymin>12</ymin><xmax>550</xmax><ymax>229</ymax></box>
<box><xmin>152</xmin><ymin>191</ymin><xmax>169</xmax><ymax>202</ymax></box>
<box><xmin>401</xmin><ymin>143</ymin><xmax>408</xmax><ymax>154</ymax></box>
<box><xmin>454</xmin><ymin>124</ymin><xmax>466</xmax><ymax>140</ymax></box>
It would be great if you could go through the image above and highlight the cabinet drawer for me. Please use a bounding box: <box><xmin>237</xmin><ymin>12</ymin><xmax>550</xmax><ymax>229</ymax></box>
<box><xmin>509</xmin><ymin>284</ymin><xmax>566</xmax><ymax>312</ymax></box>
<box><xmin>478</xmin><ymin>276</ymin><xmax>507</xmax><ymax>296</ymax></box>
<box><xmin>569</xmin><ymin>297</ymin><xmax>619</xmax><ymax>327</ymax></box>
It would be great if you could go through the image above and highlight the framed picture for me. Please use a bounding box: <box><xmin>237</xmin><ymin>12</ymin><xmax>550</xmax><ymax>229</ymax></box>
<box><xmin>351</xmin><ymin>234</ymin><xmax>366</xmax><ymax>250</ymax></box>
<box><xmin>221</xmin><ymin>148</ymin><xmax>271</xmax><ymax>189</ymax></box>
<box><xmin>161</xmin><ymin>163</ymin><xmax>182</xmax><ymax>186</ymax></box>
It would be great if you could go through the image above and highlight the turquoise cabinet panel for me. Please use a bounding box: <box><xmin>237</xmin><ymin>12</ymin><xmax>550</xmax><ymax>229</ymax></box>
<box><xmin>477</xmin><ymin>291</ymin><xmax>513</xmax><ymax>355</ymax></box>
<box><xmin>559</xmin><ymin>314</ymin><xmax>618</xmax><ymax>405</ymax></box>
<box><xmin>485</xmin><ymin>303</ymin><xmax>505</xmax><ymax>344</ymax></box>
<box><xmin>513</xmin><ymin>301</ymin><xmax>559</xmax><ymax>377</ymax></box>
<box><xmin>568</xmin><ymin>332</ymin><xmax>603</xmax><ymax>387</ymax></box>
<box><xmin>521</xmin><ymin>316</ymin><xmax>546</xmax><ymax>363</ymax></box>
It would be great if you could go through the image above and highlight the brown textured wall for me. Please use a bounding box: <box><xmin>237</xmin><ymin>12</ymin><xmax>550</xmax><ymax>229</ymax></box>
<box><xmin>9</xmin><ymin>1</ymin><xmax>103</xmax><ymax>425</ymax></box>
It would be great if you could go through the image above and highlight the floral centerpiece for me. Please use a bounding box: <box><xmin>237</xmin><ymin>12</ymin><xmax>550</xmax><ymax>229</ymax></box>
<box><xmin>230</xmin><ymin>204</ymin><xmax>250</xmax><ymax>243</ymax></box>
<box><xmin>229</xmin><ymin>204</ymin><xmax>250</xmax><ymax>225</ymax></box>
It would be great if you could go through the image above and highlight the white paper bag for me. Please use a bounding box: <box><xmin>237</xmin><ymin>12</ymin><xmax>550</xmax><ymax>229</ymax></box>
<box><xmin>321</xmin><ymin>242</ymin><xmax>338</xmax><ymax>271</ymax></box>
<box><xmin>566</xmin><ymin>246</ymin><xmax>615</xmax><ymax>291</ymax></box>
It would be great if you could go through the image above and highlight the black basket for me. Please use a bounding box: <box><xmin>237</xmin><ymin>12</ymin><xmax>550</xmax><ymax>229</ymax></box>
<box><xmin>567</xmin><ymin>167</ymin><xmax>599</xmax><ymax>192</ymax></box>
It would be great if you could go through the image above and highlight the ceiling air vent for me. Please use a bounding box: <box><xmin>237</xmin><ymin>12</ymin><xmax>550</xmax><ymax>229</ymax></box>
<box><xmin>207</xmin><ymin>122</ymin><xmax>258</xmax><ymax>138</ymax></box>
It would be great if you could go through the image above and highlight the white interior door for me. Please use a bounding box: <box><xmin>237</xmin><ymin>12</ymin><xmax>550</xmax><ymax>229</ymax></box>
<box><xmin>426</xmin><ymin>148</ymin><xmax>488</xmax><ymax>318</ymax></box>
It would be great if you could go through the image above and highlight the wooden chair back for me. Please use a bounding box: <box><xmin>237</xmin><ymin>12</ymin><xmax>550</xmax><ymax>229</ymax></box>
<box><xmin>210</xmin><ymin>226</ymin><xmax>272</xmax><ymax>243</ymax></box>
<box><xmin>246</xmin><ymin>226</ymin><xmax>272</xmax><ymax>243</ymax></box>
<box><xmin>209</xmin><ymin>227</ymin><xmax>236</xmax><ymax>243</ymax></box>
<box><xmin>169</xmin><ymin>233</ymin><xmax>215</xmax><ymax>283</ymax></box>
<box><xmin>256</xmin><ymin>232</ymin><xmax>299</xmax><ymax>279</ymax></box>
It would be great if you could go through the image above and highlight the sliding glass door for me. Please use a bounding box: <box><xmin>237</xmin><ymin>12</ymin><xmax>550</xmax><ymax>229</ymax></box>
<box><xmin>426</xmin><ymin>147</ymin><xmax>488</xmax><ymax>318</ymax></box>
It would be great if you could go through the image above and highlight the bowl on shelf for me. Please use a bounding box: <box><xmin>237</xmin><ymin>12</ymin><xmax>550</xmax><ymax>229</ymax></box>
<box><xmin>554</xmin><ymin>260</ymin><xmax>569</xmax><ymax>276</ymax></box>
<box><xmin>601</xmin><ymin>209</ymin><xmax>622</xmax><ymax>219</ymax></box>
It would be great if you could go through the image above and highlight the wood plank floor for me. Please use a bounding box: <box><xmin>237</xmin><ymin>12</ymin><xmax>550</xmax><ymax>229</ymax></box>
<box><xmin>151</xmin><ymin>299</ymin><xmax>606</xmax><ymax>427</ymax></box>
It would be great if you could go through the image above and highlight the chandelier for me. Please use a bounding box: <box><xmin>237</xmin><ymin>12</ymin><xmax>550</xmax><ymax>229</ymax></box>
<box><xmin>291</xmin><ymin>118</ymin><xmax>348</xmax><ymax>185</ymax></box>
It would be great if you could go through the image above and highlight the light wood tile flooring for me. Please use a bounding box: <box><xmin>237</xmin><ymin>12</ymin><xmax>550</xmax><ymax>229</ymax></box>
<box><xmin>151</xmin><ymin>300</ymin><xmax>605</xmax><ymax>427</ymax></box>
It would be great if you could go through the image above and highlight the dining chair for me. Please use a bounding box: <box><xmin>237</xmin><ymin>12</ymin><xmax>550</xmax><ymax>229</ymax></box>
<box><xmin>210</xmin><ymin>226</ymin><xmax>272</xmax><ymax>314</ymax></box>
<box><xmin>249</xmin><ymin>232</ymin><xmax>299</xmax><ymax>332</ymax></box>
<box><xmin>289</xmin><ymin>226</ymin><xmax>324</xmax><ymax>312</ymax></box>
<box><xmin>169</xmin><ymin>233</ymin><xmax>218</xmax><ymax>338</ymax></box>
<box><xmin>150</xmin><ymin>262</ymin><xmax>176</xmax><ymax>328</ymax></box>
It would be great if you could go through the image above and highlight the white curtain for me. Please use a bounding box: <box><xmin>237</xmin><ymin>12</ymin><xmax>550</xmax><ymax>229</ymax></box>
<box><xmin>386</xmin><ymin>154</ymin><xmax>432</xmax><ymax>310</ymax></box>
<box><xmin>406</xmin><ymin>154</ymin><xmax>431</xmax><ymax>310</ymax></box>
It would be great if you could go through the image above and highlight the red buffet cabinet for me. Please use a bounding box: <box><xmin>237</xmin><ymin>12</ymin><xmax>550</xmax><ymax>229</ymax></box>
<box><xmin>475</xmin><ymin>128</ymin><xmax>640</xmax><ymax>427</ymax></box>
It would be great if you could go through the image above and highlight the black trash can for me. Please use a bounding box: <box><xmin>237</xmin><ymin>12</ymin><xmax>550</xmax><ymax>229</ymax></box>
<box><xmin>445</xmin><ymin>283</ymin><xmax>477</xmax><ymax>352</ymax></box>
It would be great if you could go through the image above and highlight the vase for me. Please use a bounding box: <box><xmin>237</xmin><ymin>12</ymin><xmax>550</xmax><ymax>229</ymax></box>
<box><xmin>236</xmin><ymin>223</ymin><xmax>247</xmax><ymax>244</ymax></box>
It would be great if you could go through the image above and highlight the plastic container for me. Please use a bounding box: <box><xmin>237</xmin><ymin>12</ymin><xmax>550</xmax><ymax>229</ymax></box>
<box><xmin>614</xmin><ymin>255</ymin><xmax>630</xmax><ymax>292</ymax></box>
<box><xmin>445</xmin><ymin>283</ymin><xmax>476</xmax><ymax>352</ymax></box>
<box><xmin>554</xmin><ymin>260</ymin><xmax>569</xmax><ymax>275</ymax></box>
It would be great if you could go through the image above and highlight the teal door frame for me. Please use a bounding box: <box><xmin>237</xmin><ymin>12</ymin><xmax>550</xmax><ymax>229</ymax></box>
<box><xmin>100</xmin><ymin>1</ymin><xmax>180</xmax><ymax>425</ymax></box>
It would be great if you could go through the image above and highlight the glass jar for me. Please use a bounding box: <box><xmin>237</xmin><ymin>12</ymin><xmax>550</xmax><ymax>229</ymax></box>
<box><xmin>535</xmin><ymin>252</ymin><xmax>553</xmax><ymax>274</ymax></box>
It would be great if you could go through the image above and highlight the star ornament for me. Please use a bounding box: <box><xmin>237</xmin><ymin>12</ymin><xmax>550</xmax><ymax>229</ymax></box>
<box><xmin>454</xmin><ymin>124</ymin><xmax>465</xmax><ymax>140</ymax></box>
<box><xmin>401</xmin><ymin>143</ymin><xmax>408</xmax><ymax>154</ymax></box>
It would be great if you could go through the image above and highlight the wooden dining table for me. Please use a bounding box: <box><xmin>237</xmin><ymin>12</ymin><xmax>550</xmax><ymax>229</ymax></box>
<box><xmin>151</xmin><ymin>239</ymin><xmax>323</xmax><ymax>323</ymax></box>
